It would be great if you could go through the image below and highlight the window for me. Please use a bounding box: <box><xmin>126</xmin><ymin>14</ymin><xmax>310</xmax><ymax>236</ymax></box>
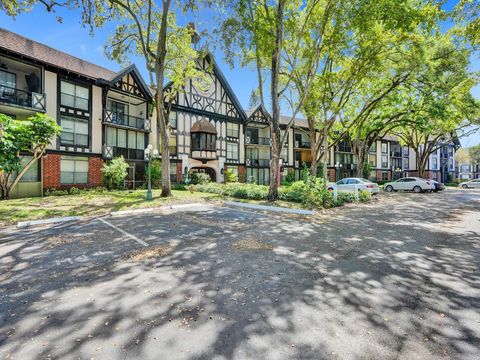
<box><xmin>381</xmin><ymin>155</ymin><xmax>388</xmax><ymax>168</ymax></box>
<box><xmin>403</xmin><ymin>157</ymin><xmax>409</xmax><ymax>170</ymax></box>
<box><xmin>107</xmin><ymin>99</ymin><xmax>128</xmax><ymax>124</ymax></box>
<box><xmin>169</xmin><ymin>111</ymin><xmax>177</xmax><ymax>129</ymax></box>
<box><xmin>402</xmin><ymin>146</ymin><xmax>409</xmax><ymax>157</ymax></box>
<box><xmin>369</xmin><ymin>142</ymin><xmax>377</xmax><ymax>153</ymax></box>
<box><xmin>227</xmin><ymin>142</ymin><xmax>239</xmax><ymax>160</ymax></box>
<box><xmin>448</xmin><ymin>158</ymin><xmax>454</xmax><ymax>171</ymax></box>
<box><xmin>368</xmin><ymin>154</ymin><xmax>376</xmax><ymax>166</ymax></box>
<box><xmin>227</xmin><ymin>122</ymin><xmax>239</xmax><ymax>138</ymax></box>
<box><xmin>60</xmin><ymin>156</ymin><xmax>88</xmax><ymax>184</ymax></box>
<box><xmin>191</xmin><ymin>133</ymin><xmax>216</xmax><ymax>151</ymax></box>
<box><xmin>432</xmin><ymin>157</ymin><xmax>438</xmax><ymax>170</ymax></box>
<box><xmin>281</xmin><ymin>146</ymin><xmax>288</xmax><ymax>162</ymax></box>
<box><xmin>382</xmin><ymin>171</ymin><xmax>388</xmax><ymax>180</ymax></box>
<box><xmin>60</xmin><ymin>115</ymin><xmax>88</xmax><ymax>147</ymax></box>
<box><xmin>61</xmin><ymin>81</ymin><xmax>89</xmax><ymax>110</ymax></box>
<box><xmin>170</xmin><ymin>163</ymin><xmax>177</xmax><ymax>183</ymax></box>
<box><xmin>381</xmin><ymin>142</ymin><xmax>388</xmax><ymax>154</ymax></box>
<box><xmin>0</xmin><ymin>70</ymin><xmax>16</xmax><ymax>89</ymax></box>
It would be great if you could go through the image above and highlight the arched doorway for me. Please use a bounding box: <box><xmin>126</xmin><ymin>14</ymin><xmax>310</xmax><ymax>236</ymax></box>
<box><xmin>190</xmin><ymin>167</ymin><xmax>216</xmax><ymax>182</ymax></box>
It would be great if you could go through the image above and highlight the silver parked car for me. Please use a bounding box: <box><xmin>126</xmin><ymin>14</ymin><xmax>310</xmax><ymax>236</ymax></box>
<box><xmin>327</xmin><ymin>178</ymin><xmax>380</xmax><ymax>195</ymax></box>
<box><xmin>460</xmin><ymin>179</ymin><xmax>480</xmax><ymax>189</ymax></box>
<box><xmin>384</xmin><ymin>177</ymin><xmax>435</xmax><ymax>193</ymax></box>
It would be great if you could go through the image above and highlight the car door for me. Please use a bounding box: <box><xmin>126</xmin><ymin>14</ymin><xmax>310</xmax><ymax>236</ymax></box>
<box><xmin>472</xmin><ymin>180</ymin><xmax>480</xmax><ymax>188</ymax></box>
<box><xmin>393</xmin><ymin>178</ymin><xmax>405</xmax><ymax>190</ymax></box>
<box><xmin>348</xmin><ymin>178</ymin><xmax>363</xmax><ymax>191</ymax></box>
<box><xmin>336</xmin><ymin>179</ymin><xmax>348</xmax><ymax>192</ymax></box>
<box><xmin>404</xmin><ymin>178</ymin><xmax>417</xmax><ymax>191</ymax></box>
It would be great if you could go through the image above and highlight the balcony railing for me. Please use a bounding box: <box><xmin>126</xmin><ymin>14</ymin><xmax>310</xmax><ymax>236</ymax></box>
<box><xmin>246</xmin><ymin>136</ymin><xmax>271</xmax><ymax>145</ymax></box>
<box><xmin>295</xmin><ymin>141</ymin><xmax>311</xmax><ymax>149</ymax></box>
<box><xmin>0</xmin><ymin>86</ymin><xmax>46</xmax><ymax>112</ymax></box>
<box><xmin>103</xmin><ymin>146</ymin><xmax>145</xmax><ymax>160</ymax></box>
<box><xmin>247</xmin><ymin>158</ymin><xmax>270</xmax><ymax>167</ymax></box>
<box><xmin>104</xmin><ymin>110</ymin><xmax>151</xmax><ymax>131</ymax></box>
<box><xmin>390</xmin><ymin>151</ymin><xmax>402</xmax><ymax>158</ymax></box>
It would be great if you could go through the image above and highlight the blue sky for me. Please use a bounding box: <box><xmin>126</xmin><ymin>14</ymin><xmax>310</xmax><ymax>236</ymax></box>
<box><xmin>0</xmin><ymin>1</ymin><xmax>479</xmax><ymax>146</ymax></box>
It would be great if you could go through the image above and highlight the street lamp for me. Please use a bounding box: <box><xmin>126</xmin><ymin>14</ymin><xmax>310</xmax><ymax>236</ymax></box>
<box><xmin>144</xmin><ymin>144</ymin><xmax>159</xmax><ymax>201</ymax></box>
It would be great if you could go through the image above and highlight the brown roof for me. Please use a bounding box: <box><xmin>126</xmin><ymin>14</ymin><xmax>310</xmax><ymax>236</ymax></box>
<box><xmin>0</xmin><ymin>27</ymin><xmax>117</xmax><ymax>80</ymax></box>
<box><xmin>190</xmin><ymin>119</ymin><xmax>217</xmax><ymax>134</ymax></box>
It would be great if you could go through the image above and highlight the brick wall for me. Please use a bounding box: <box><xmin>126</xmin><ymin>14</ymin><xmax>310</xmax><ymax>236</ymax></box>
<box><xmin>176</xmin><ymin>162</ymin><xmax>183</xmax><ymax>183</ymax></box>
<box><xmin>329</xmin><ymin>168</ymin><xmax>336</xmax><ymax>182</ymax></box>
<box><xmin>238</xmin><ymin>165</ymin><xmax>246</xmax><ymax>183</ymax></box>
<box><xmin>88</xmin><ymin>157</ymin><xmax>104</xmax><ymax>187</ymax></box>
<box><xmin>43</xmin><ymin>154</ymin><xmax>61</xmax><ymax>189</ymax></box>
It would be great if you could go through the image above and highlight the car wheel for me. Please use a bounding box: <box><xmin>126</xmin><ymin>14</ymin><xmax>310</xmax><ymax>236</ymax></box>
<box><xmin>462</xmin><ymin>184</ymin><xmax>468</xmax><ymax>189</ymax></box>
<box><xmin>433</xmin><ymin>189</ymin><xmax>438</xmax><ymax>193</ymax></box>
<box><xmin>385</xmin><ymin>185</ymin><xmax>393</xmax><ymax>192</ymax></box>
<box><xmin>328</xmin><ymin>188</ymin><xmax>334</xmax><ymax>192</ymax></box>
<box><xmin>413</xmin><ymin>186</ymin><xmax>422</xmax><ymax>193</ymax></box>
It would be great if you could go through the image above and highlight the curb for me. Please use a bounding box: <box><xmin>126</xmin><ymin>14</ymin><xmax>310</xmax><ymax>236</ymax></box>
<box><xmin>223</xmin><ymin>201</ymin><xmax>315</xmax><ymax>215</ymax></box>
<box><xmin>17</xmin><ymin>216</ymin><xmax>82</xmax><ymax>228</ymax></box>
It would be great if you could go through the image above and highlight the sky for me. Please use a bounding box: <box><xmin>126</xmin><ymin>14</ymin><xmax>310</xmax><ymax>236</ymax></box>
<box><xmin>0</xmin><ymin>1</ymin><xmax>479</xmax><ymax>147</ymax></box>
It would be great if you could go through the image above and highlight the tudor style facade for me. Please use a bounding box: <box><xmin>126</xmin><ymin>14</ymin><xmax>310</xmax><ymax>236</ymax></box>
<box><xmin>1</xmin><ymin>28</ymin><xmax>459</xmax><ymax>198</ymax></box>
<box><xmin>0</xmin><ymin>28</ymin><xmax>156</xmax><ymax>197</ymax></box>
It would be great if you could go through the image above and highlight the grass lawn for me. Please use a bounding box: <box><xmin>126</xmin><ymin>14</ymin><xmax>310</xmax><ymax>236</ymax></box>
<box><xmin>0</xmin><ymin>190</ymin><xmax>222</xmax><ymax>226</ymax></box>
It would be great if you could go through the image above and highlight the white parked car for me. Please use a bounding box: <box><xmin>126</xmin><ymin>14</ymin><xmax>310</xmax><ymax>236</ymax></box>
<box><xmin>327</xmin><ymin>178</ymin><xmax>380</xmax><ymax>195</ymax></box>
<box><xmin>459</xmin><ymin>179</ymin><xmax>480</xmax><ymax>189</ymax></box>
<box><xmin>384</xmin><ymin>177</ymin><xmax>434</xmax><ymax>193</ymax></box>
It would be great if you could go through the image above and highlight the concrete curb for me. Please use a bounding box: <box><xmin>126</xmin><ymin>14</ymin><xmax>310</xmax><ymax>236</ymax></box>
<box><xmin>223</xmin><ymin>201</ymin><xmax>315</xmax><ymax>215</ymax></box>
<box><xmin>17</xmin><ymin>216</ymin><xmax>82</xmax><ymax>228</ymax></box>
<box><xmin>109</xmin><ymin>203</ymin><xmax>209</xmax><ymax>217</ymax></box>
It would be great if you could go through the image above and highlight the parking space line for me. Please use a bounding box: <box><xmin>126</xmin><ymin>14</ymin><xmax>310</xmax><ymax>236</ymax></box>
<box><xmin>97</xmin><ymin>217</ymin><xmax>148</xmax><ymax>247</ymax></box>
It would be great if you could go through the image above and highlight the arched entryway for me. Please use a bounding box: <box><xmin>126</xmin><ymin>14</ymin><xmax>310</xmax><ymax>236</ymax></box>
<box><xmin>190</xmin><ymin>167</ymin><xmax>217</xmax><ymax>182</ymax></box>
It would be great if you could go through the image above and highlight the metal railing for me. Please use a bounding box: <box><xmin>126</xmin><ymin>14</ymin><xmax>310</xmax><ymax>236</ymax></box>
<box><xmin>247</xmin><ymin>158</ymin><xmax>270</xmax><ymax>167</ymax></box>
<box><xmin>0</xmin><ymin>85</ymin><xmax>46</xmax><ymax>111</ymax></box>
<box><xmin>104</xmin><ymin>110</ymin><xmax>151</xmax><ymax>131</ymax></box>
<box><xmin>295</xmin><ymin>141</ymin><xmax>312</xmax><ymax>149</ymax></box>
<box><xmin>110</xmin><ymin>147</ymin><xmax>145</xmax><ymax>160</ymax></box>
<box><xmin>390</xmin><ymin>151</ymin><xmax>402</xmax><ymax>158</ymax></box>
<box><xmin>247</xmin><ymin>136</ymin><xmax>271</xmax><ymax>145</ymax></box>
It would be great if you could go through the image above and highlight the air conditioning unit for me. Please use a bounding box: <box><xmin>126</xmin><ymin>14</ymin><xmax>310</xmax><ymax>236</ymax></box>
<box><xmin>246</xmin><ymin>159</ymin><xmax>251</xmax><ymax>166</ymax></box>
<box><xmin>246</xmin><ymin>136</ymin><xmax>251</xmax><ymax>144</ymax></box>
<box><xmin>295</xmin><ymin>160</ymin><xmax>299</xmax><ymax>168</ymax></box>
<box><xmin>295</xmin><ymin>141</ymin><xmax>299</xmax><ymax>148</ymax></box>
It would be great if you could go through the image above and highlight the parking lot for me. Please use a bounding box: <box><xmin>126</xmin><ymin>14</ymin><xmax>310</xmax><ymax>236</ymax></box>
<box><xmin>1</xmin><ymin>189</ymin><xmax>479</xmax><ymax>359</ymax></box>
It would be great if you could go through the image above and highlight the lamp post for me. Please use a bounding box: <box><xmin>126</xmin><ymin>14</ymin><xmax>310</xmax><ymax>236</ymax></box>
<box><xmin>144</xmin><ymin>144</ymin><xmax>159</xmax><ymax>201</ymax></box>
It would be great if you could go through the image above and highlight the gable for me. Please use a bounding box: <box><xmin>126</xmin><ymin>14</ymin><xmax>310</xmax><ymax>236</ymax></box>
<box><xmin>168</xmin><ymin>55</ymin><xmax>247</xmax><ymax>122</ymax></box>
<box><xmin>248</xmin><ymin>104</ymin><xmax>270</xmax><ymax>124</ymax></box>
<box><xmin>108</xmin><ymin>65</ymin><xmax>152</xmax><ymax>101</ymax></box>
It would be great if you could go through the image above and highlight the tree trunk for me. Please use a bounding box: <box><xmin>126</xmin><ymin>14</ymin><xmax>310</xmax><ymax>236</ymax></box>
<box><xmin>157</xmin><ymin>103</ymin><xmax>172</xmax><ymax>197</ymax></box>
<box><xmin>267</xmin><ymin>0</ymin><xmax>285</xmax><ymax>201</ymax></box>
<box><xmin>308</xmin><ymin>116</ymin><xmax>317</xmax><ymax>177</ymax></box>
<box><xmin>322</xmin><ymin>120</ymin><xmax>329</xmax><ymax>188</ymax></box>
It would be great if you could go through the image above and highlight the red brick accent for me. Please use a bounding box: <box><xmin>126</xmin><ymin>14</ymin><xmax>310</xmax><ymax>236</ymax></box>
<box><xmin>176</xmin><ymin>162</ymin><xmax>183</xmax><ymax>183</ymax></box>
<box><xmin>328</xmin><ymin>168</ymin><xmax>336</xmax><ymax>182</ymax></box>
<box><xmin>88</xmin><ymin>157</ymin><xmax>104</xmax><ymax>187</ymax></box>
<box><xmin>43</xmin><ymin>154</ymin><xmax>61</xmax><ymax>189</ymax></box>
<box><xmin>238</xmin><ymin>165</ymin><xmax>246</xmax><ymax>183</ymax></box>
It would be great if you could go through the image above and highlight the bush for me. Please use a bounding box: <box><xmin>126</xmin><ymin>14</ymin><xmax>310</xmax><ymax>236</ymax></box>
<box><xmin>44</xmin><ymin>188</ymin><xmax>69</xmax><ymax>196</ymax></box>
<box><xmin>150</xmin><ymin>159</ymin><xmax>162</xmax><ymax>187</ymax></box>
<box><xmin>69</xmin><ymin>187</ymin><xmax>81</xmax><ymax>195</ymax></box>
<box><xmin>102</xmin><ymin>156</ymin><xmax>129</xmax><ymax>190</ymax></box>
<box><xmin>285</xmin><ymin>168</ymin><xmax>295</xmax><ymax>183</ymax></box>
<box><xmin>172</xmin><ymin>183</ymin><xmax>188</xmax><ymax>191</ymax></box>
<box><xmin>190</xmin><ymin>172</ymin><xmax>211</xmax><ymax>185</ymax></box>
<box><xmin>224</xmin><ymin>168</ymin><xmax>238</xmax><ymax>183</ymax></box>
<box><xmin>358</xmin><ymin>190</ymin><xmax>371</xmax><ymax>202</ymax></box>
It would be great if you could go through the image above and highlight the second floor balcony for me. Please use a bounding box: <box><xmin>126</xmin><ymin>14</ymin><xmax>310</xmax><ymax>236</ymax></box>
<box><xmin>0</xmin><ymin>85</ymin><xmax>46</xmax><ymax>113</ymax></box>
<box><xmin>295</xmin><ymin>140</ymin><xmax>311</xmax><ymax>149</ymax></box>
<box><xmin>246</xmin><ymin>136</ymin><xmax>271</xmax><ymax>146</ymax></box>
<box><xmin>103</xmin><ymin>145</ymin><xmax>145</xmax><ymax>160</ymax></box>
<box><xmin>103</xmin><ymin>110</ymin><xmax>151</xmax><ymax>131</ymax></box>
<box><xmin>247</xmin><ymin>158</ymin><xmax>270</xmax><ymax>167</ymax></box>
<box><xmin>390</xmin><ymin>150</ymin><xmax>402</xmax><ymax>158</ymax></box>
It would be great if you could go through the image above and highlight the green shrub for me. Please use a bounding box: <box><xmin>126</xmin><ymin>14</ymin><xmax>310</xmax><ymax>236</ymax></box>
<box><xmin>285</xmin><ymin>169</ymin><xmax>295</xmax><ymax>183</ymax></box>
<box><xmin>358</xmin><ymin>190</ymin><xmax>371</xmax><ymax>202</ymax></box>
<box><xmin>44</xmin><ymin>188</ymin><xmax>69</xmax><ymax>196</ymax></box>
<box><xmin>102</xmin><ymin>156</ymin><xmax>129</xmax><ymax>190</ymax></box>
<box><xmin>150</xmin><ymin>159</ymin><xmax>162</xmax><ymax>187</ymax></box>
<box><xmin>224</xmin><ymin>168</ymin><xmax>238</xmax><ymax>183</ymax></box>
<box><xmin>190</xmin><ymin>172</ymin><xmax>211</xmax><ymax>185</ymax></box>
<box><xmin>172</xmin><ymin>183</ymin><xmax>188</xmax><ymax>191</ymax></box>
<box><xmin>69</xmin><ymin>187</ymin><xmax>81</xmax><ymax>195</ymax></box>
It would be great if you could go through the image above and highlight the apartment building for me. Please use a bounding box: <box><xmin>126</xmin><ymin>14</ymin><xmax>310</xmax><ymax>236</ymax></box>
<box><xmin>0</xmin><ymin>29</ymin><xmax>458</xmax><ymax>197</ymax></box>
<box><xmin>0</xmin><ymin>28</ymin><xmax>156</xmax><ymax>198</ymax></box>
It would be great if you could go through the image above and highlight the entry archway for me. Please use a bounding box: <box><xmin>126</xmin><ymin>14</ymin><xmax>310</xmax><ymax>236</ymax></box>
<box><xmin>189</xmin><ymin>167</ymin><xmax>217</xmax><ymax>182</ymax></box>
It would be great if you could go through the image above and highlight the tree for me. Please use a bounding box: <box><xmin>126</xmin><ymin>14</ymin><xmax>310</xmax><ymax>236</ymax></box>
<box><xmin>468</xmin><ymin>145</ymin><xmax>480</xmax><ymax>164</ymax></box>
<box><xmin>223</xmin><ymin>0</ymin><xmax>352</xmax><ymax>199</ymax></box>
<box><xmin>0</xmin><ymin>113</ymin><xmax>61</xmax><ymax>199</ymax></box>
<box><xmin>102</xmin><ymin>156</ymin><xmax>129</xmax><ymax>189</ymax></box>
<box><xmin>394</xmin><ymin>34</ymin><xmax>480</xmax><ymax>177</ymax></box>
<box><xmin>1</xmin><ymin>0</ymin><xmax>211</xmax><ymax>198</ymax></box>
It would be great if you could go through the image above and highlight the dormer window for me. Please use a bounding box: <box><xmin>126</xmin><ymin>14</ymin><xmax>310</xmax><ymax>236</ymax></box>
<box><xmin>190</xmin><ymin>119</ymin><xmax>217</xmax><ymax>152</ymax></box>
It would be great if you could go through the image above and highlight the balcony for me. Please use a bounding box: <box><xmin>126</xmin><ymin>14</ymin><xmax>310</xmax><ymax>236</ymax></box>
<box><xmin>295</xmin><ymin>140</ymin><xmax>311</xmax><ymax>149</ymax></box>
<box><xmin>247</xmin><ymin>158</ymin><xmax>270</xmax><ymax>167</ymax></box>
<box><xmin>103</xmin><ymin>145</ymin><xmax>144</xmax><ymax>160</ymax></box>
<box><xmin>104</xmin><ymin>110</ymin><xmax>151</xmax><ymax>131</ymax></box>
<box><xmin>0</xmin><ymin>85</ymin><xmax>46</xmax><ymax>112</ymax></box>
<box><xmin>246</xmin><ymin>136</ymin><xmax>271</xmax><ymax>146</ymax></box>
<box><xmin>390</xmin><ymin>151</ymin><xmax>402</xmax><ymax>158</ymax></box>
